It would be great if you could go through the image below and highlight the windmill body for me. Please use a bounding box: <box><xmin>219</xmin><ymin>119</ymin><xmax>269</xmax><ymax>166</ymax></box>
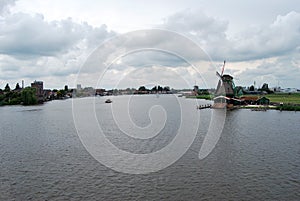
<box><xmin>213</xmin><ymin>61</ymin><xmax>236</xmax><ymax>109</ymax></box>
<box><xmin>215</xmin><ymin>74</ymin><xmax>235</xmax><ymax>97</ymax></box>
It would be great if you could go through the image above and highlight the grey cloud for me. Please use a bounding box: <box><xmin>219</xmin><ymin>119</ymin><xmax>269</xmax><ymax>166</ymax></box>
<box><xmin>236</xmin><ymin>55</ymin><xmax>300</xmax><ymax>88</ymax></box>
<box><xmin>162</xmin><ymin>10</ymin><xmax>300</xmax><ymax>63</ymax></box>
<box><xmin>120</xmin><ymin>50</ymin><xmax>190</xmax><ymax>67</ymax></box>
<box><xmin>162</xmin><ymin>9</ymin><xmax>231</xmax><ymax>61</ymax></box>
<box><xmin>0</xmin><ymin>10</ymin><xmax>115</xmax><ymax>84</ymax></box>
<box><xmin>0</xmin><ymin>13</ymin><xmax>115</xmax><ymax>57</ymax></box>
<box><xmin>80</xmin><ymin>29</ymin><xmax>210</xmax><ymax>75</ymax></box>
<box><xmin>0</xmin><ymin>0</ymin><xmax>16</xmax><ymax>15</ymax></box>
<box><xmin>1</xmin><ymin>4</ymin><xmax>299</xmax><ymax>89</ymax></box>
<box><xmin>163</xmin><ymin>9</ymin><xmax>228</xmax><ymax>41</ymax></box>
<box><xmin>231</xmin><ymin>11</ymin><xmax>300</xmax><ymax>61</ymax></box>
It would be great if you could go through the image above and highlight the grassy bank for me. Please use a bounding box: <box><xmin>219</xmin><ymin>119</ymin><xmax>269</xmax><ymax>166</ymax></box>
<box><xmin>240</xmin><ymin>93</ymin><xmax>300</xmax><ymax>111</ymax></box>
<box><xmin>276</xmin><ymin>104</ymin><xmax>300</xmax><ymax>111</ymax></box>
<box><xmin>188</xmin><ymin>93</ymin><xmax>300</xmax><ymax>104</ymax></box>
<box><xmin>185</xmin><ymin>95</ymin><xmax>212</xmax><ymax>100</ymax></box>
<box><xmin>265</xmin><ymin>93</ymin><xmax>300</xmax><ymax>104</ymax></box>
<box><xmin>188</xmin><ymin>92</ymin><xmax>300</xmax><ymax>111</ymax></box>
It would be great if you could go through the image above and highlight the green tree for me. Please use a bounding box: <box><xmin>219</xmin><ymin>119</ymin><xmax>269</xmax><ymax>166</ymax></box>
<box><xmin>0</xmin><ymin>94</ymin><xmax>5</xmax><ymax>105</ymax></box>
<box><xmin>151</xmin><ymin>86</ymin><xmax>157</xmax><ymax>92</ymax></box>
<box><xmin>163</xmin><ymin>86</ymin><xmax>170</xmax><ymax>91</ymax></box>
<box><xmin>138</xmin><ymin>86</ymin><xmax>147</xmax><ymax>91</ymax></box>
<box><xmin>4</xmin><ymin>83</ymin><xmax>10</xmax><ymax>92</ymax></box>
<box><xmin>57</xmin><ymin>90</ymin><xmax>66</xmax><ymax>98</ymax></box>
<box><xmin>15</xmin><ymin>83</ymin><xmax>21</xmax><ymax>90</ymax></box>
<box><xmin>21</xmin><ymin>87</ymin><xmax>37</xmax><ymax>105</ymax></box>
<box><xmin>260</xmin><ymin>83</ymin><xmax>273</xmax><ymax>94</ymax></box>
<box><xmin>261</xmin><ymin>83</ymin><xmax>269</xmax><ymax>91</ymax></box>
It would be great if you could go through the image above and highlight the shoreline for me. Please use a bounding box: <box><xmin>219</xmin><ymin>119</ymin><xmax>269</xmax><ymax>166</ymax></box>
<box><xmin>185</xmin><ymin>94</ymin><xmax>300</xmax><ymax>111</ymax></box>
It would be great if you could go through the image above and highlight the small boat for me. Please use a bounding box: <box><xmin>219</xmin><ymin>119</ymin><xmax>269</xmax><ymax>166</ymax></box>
<box><xmin>105</xmin><ymin>99</ymin><xmax>112</xmax><ymax>103</ymax></box>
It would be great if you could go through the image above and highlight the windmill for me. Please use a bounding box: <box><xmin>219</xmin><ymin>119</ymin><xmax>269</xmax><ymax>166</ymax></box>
<box><xmin>215</xmin><ymin>61</ymin><xmax>235</xmax><ymax>98</ymax></box>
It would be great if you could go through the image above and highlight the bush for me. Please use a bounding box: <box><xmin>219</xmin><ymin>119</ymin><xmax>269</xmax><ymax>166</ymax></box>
<box><xmin>276</xmin><ymin>104</ymin><xmax>300</xmax><ymax>111</ymax></box>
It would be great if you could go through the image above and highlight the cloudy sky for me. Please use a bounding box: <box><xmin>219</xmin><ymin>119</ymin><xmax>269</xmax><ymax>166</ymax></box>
<box><xmin>0</xmin><ymin>0</ymin><xmax>300</xmax><ymax>89</ymax></box>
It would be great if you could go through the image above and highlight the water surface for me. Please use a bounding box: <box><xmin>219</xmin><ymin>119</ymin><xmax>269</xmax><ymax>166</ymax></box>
<box><xmin>0</xmin><ymin>95</ymin><xmax>299</xmax><ymax>200</ymax></box>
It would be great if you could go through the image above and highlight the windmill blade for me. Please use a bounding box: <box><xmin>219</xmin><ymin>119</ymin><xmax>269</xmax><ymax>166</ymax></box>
<box><xmin>221</xmin><ymin>60</ymin><xmax>226</xmax><ymax>76</ymax></box>
<box><xmin>216</xmin><ymin>71</ymin><xmax>222</xmax><ymax>79</ymax></box>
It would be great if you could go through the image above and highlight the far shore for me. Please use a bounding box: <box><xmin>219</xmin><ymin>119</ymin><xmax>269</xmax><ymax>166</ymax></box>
<box><xmin>185</xmin><ymin>93</ymin><xmax>300</xmax><ymax>111</ymax></box>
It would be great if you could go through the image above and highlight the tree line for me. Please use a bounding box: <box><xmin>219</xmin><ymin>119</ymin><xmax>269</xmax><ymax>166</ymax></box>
<box><xmin>0</xmin><ymin>83</ymin><xmax>37</xmax><ymax>106</ymax></box>
<box><xmin>132</xmin><ymin>85</ymin><xmax>171</xmax><ymax>94</ymax></box>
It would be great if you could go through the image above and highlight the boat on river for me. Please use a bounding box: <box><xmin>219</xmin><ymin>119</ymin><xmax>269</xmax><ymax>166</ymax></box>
<box><xmin>105</xmin><ymin>99</ymin><xmax>112</xmax><ymax>103</ymax></box>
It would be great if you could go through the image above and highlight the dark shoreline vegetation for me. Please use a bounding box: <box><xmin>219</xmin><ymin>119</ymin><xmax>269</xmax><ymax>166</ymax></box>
<box><xmin>276</xmin><ymin>104</ymin><xmax>300</xmax><ymax>111</ymax></box>
<box><xmin>0</xmin><ymin>87</ymin><xmax>38</xmax><ymax>106</ymax></box>
<box><xmin>1</xmin><ymin>84</ymin><xmax>300</xmax><ymax>111</ymax></box>
<box><xmin>0</xmin><ymin>87</ymin><xmax>68</xmax><ymax>106</ymax></box>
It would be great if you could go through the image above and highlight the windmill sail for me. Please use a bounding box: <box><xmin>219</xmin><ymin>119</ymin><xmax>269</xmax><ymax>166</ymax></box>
<box><xmin>221</xmin><ymin>60</ymin><xmax>226</xmax><ymax>76</ymax></box>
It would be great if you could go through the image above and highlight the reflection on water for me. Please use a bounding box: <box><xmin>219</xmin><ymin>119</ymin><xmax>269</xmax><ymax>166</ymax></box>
<box><xmin>0</xmin><ymin>96</ymin><xmax>299</xmax><ymax>200</ymax></box>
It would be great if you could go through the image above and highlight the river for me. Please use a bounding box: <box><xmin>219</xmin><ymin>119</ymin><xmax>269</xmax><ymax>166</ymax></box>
<box><xmin>0</xmin><ymin>95</ymin><xmax>299</xmax><ymax>200</ymax></box>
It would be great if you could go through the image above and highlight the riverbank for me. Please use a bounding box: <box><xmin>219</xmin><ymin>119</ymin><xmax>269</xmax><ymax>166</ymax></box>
<box><xmin>238</xmin><ymin>103</ymin><xmax>300</xmax><ymax>111</ymax></box>
<box><xmin>265</xmin><ymin>93</ymin><xmax>300</xmax><ymax>104</ymax></box>
<box><xmin>186</xmin><ymin>93</ymin><xmax>300</xmax><ymax>111</ymax></box>
<box><xmin>185</xmin><ymin>95</ymin><xmax>212</xmax><ymax>100</ymax></box>
<box><xmin>243</xmin><ymin>93</ymin><xmax>300</xmax><ymax>111</ymax></box>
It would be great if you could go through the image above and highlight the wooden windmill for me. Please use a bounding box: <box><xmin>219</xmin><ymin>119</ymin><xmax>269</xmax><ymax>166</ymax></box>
<box><xmin>215</xmin><ymin>61</ymin><xmax>235</xmax><ymax>98</ymax></box>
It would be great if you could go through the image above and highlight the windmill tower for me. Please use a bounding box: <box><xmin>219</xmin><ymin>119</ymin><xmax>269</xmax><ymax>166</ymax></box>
<box><xmin>215</xmin><ymin>61</ymin><xmax>235</xmax><ymax>98</ymax></box>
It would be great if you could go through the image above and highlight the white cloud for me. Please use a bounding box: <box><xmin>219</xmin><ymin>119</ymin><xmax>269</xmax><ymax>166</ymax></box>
<box><xmin>163</xmin><ymin>9</ymin><xmax>228</xmax><ymax>42</ymax></box>
<box><xmin>161</xmin><ymin>9</ymin><xmax>300</xmax><ymax>62</ymax></box>
<box><xmin>0</xmin><ymin>9</ymin><xmax>115</xmax><ymax>88</ymax></box>
<box><xmin>231</xmin><ymin>53</ymin><xmax>300</xmax><ymax>88</ymax></box>
<box><xmin>0</xmin><ymin>13</ymin><xmax>115</xmax><ymax>57</ymax></box>
<box><xmin>231</xmin><ymin>11</ymin><xmax>300</xmax><ymax>61</ymax></box>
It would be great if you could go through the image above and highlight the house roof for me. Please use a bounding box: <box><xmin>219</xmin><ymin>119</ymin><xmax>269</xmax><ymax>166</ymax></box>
<box><xmin>240</xmin><ymin>96</ymin><xmax>259</xmax><ymax>101</ymax></box>
<box><xmin>214</xmin><ymin>95</ymin><xmax>231</xmax><ymax>100</ymax></box>
<box><xmin>222</xmin><ymin>74</ymin><xmax>233</xmax><ymax>79</ymax></box>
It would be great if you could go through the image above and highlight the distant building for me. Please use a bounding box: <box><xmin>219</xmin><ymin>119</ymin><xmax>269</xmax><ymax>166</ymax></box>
<box><xmin>240</xmin><ymin>96</ymin><xmax>259</xmax><ymax>105</ymax></box>
<box><xmin>43</xmin><ymin>89</ymin><xmax>52</xmax><ymax>99</ymax></box>
<box><xmin>240</xmin><ymin>96</ymin><xmax>270</xmax><ymax>105</ymax></box>
<box><xmin>31</xmin><ymin>81</ymin><xmax>43</xmax><ymax>96</ymax></box>
<box><xmin>193</xmin><ymin>85</ymin><xmax>199</xmax><ymax>96</ymax></box>
<box><xmin>95</xmin><ymin>89</ymin><xmax>106</xmax><ymax>96</ymax></box>
<box><xmin>280</xmin><ymin>88</ymin><xmax>297</xmax><ymax>93</ymax></box>
<box><xmin>256</xmin><ymin>97</ymin><xmax>270</xmax><ymax>105</ymax></box>
<box><xmin>77</xmin><ymin>84</ymin><xmax>82</xmax><ymax>90</ymax></box>
<box><xmin>31</xmin><ymin>80</ymin><xmax>44</xmax><ymax>102</ymax></box>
